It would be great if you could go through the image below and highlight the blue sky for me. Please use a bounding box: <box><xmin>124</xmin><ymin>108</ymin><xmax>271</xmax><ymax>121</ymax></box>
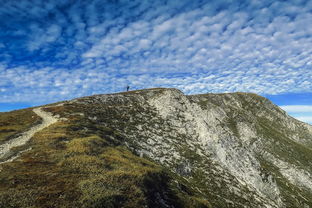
<box><xmin>0</xmin><ymin>0</ymin><xmax>311</xmax><ymax>124</ymax></box>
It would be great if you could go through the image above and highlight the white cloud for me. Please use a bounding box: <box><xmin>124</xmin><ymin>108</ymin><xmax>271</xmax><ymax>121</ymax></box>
<box><xmin>294</xmin><ymin>116</ymin><xmax>312</xmax><ymax>124</ymax></box>
<box><xmin>0</xmin><ymin>0</ymin><xmax>312</xmax><ymax>104</ymax></box>
<box><xmin>280</xmin><ymin>105</ymin><xmax>312</xmax><ymax>113</ymax></box>
<box><xmin>280</xmin><ymin>105</ymin><xmax>312</xmax><ymax>124</ymax></box>
<box><xmin>138</xmin><ymin>39</ymin><xmax>152</xmax><ymax>50</ymax></box>
<box><xmin>27</xmin><ymin>24</ymin><xmax>62</xmax><ymax>51</ymax></box>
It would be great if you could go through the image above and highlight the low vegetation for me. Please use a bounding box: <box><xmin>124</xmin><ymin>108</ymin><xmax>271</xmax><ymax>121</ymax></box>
<box><xmin>1</xmin><ymin>88</ymin><xmax>311</xmax><ymax>207</ymax></box>
<box><xmin>0</xmin><ymin>104</ymin><xmax>211</xmax><ymax>208</ymax></box>
<box><xmin>0</xmin><ymin>108</ymin><xmax>41</xmax><ymax>144</ymax></box>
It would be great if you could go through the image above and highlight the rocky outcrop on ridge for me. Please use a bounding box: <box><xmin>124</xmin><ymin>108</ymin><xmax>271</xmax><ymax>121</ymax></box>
<box><xmin>69</xmin><ymin>88</ymin><xmax>312</xmax><ymax>208</ymax></box>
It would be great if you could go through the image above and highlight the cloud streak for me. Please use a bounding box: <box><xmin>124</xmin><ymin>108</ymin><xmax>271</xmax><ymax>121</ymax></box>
<box><xmin>0</xmin><ymin>0</ymin><xmax>312</xmax><ymax>105</ymax></box>
<box><xmin>280</xmin><ymin>105</ymin><xmax>312</xmax><ymax>124</ymax></box>
<box><xmin>295</xmin><ymin>116</ymin><xmax>312</xmax><ymax>124</ymax></box>
<box><xmin>280</xmin><ymin>105</ymin><xmax>312</xmax><ymax>113</ymax></box>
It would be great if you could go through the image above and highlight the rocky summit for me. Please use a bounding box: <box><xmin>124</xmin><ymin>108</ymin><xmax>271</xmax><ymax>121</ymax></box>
<box><xmin>0</xmin><ymin>88</ymin><xmax>311</xmax><ymax>208</ymax></box>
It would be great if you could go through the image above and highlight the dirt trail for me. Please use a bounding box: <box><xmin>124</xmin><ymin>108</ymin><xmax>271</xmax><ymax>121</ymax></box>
<box><xmin>0</xmin><ymin>107</ymin><xmax>58</xmax><ymax>164</ymax></box>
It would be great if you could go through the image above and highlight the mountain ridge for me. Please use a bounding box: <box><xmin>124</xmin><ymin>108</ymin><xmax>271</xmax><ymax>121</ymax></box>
<box><xmin>0</xmin><ymin>88</ymin><xmax>311</xmax><ymax>208</ymax></box>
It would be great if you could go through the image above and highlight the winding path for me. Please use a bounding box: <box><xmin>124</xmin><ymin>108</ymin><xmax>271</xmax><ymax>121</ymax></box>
<box><xmin>0</xmin><ymin>107</ymin><xmax>59</xmax><ymax>164</ymax></box>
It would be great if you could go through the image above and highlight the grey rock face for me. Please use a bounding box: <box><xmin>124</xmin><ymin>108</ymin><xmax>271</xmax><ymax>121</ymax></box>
<box><xmin>73</xmin><ymin>88</ymin><xmax>312</xmax><ymax>208</ymax></box>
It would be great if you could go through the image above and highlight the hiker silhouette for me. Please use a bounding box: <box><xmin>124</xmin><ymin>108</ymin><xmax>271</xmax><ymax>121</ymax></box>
<box><xmin>126</xmin><ymin>86</ymin><xmax>130</xmax><ymax>91</ymax></box>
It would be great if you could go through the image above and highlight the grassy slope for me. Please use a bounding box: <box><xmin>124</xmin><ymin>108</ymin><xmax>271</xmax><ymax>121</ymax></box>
<box><xmin>70</xmin><ymin>90</ymin><xmax>262</xmax><ymax>208</ymax></box>
<box><xmin>0</xmin><ymin>104</ymin><xmax>211</xmax><ymax>208</ymax></box>
<box><xmin>0</xmin><ymin>108</ymin><xmax>41</xmax><ymax>144</ymax></box>
<box><xmin>2</xmin><ymin>89</ymin><xmax>311</xmax><ymax>207</ymax></box>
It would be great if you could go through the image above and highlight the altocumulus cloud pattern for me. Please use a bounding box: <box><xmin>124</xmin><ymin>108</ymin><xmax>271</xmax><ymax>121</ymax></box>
<box><xmin>0</xmin><ymin>0</ymin><xmax>312</xmax><ymax>104</ymax></box>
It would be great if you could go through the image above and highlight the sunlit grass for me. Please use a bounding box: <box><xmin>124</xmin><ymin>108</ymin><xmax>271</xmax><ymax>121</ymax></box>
<box><xmin>0</xmin><ymin>108</ymin><xmax>41</xmax><ymax>143</ymax></box>
<box><xmin>0</xmin><ymin>104</ymin><xmax>211</xmax><ymax>208</ymax></box>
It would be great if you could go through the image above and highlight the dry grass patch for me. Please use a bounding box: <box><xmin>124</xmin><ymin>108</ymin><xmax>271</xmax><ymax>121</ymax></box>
<box><xmin>0</xmin><ymin>105</ymin><xmax>211</xmax><ymax>208</ymax></box>
<box><xmin>0</xmin><ymin>108</ymin><xmax>41</xmax><ymax>143</ymax></box>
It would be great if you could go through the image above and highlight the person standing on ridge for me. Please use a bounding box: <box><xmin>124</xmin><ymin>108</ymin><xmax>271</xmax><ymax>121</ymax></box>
<box><xmin>127</xmin><ymin>86</ymin><xmax>130</xmax><ymax>91</ymax></box>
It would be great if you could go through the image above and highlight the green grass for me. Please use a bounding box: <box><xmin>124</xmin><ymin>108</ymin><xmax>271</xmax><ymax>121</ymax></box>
<box><xmin>2</xmin><ymin>89</ymin><xmax>311</xmax><ymax>207</ymax></box>
<box><xmin>0</xmin><ymin>104</ymin><xmax>211</xmax><ymax>208</ymax></box>
<box><xmin>258</xmin><ymin>157</ymin><xmax>312</xmax><ymax>208</ymax></box>
<box><xmin>257</xmin><ymin>117</ymin><xmax>312</xmax><ymax>171</ymax></box>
